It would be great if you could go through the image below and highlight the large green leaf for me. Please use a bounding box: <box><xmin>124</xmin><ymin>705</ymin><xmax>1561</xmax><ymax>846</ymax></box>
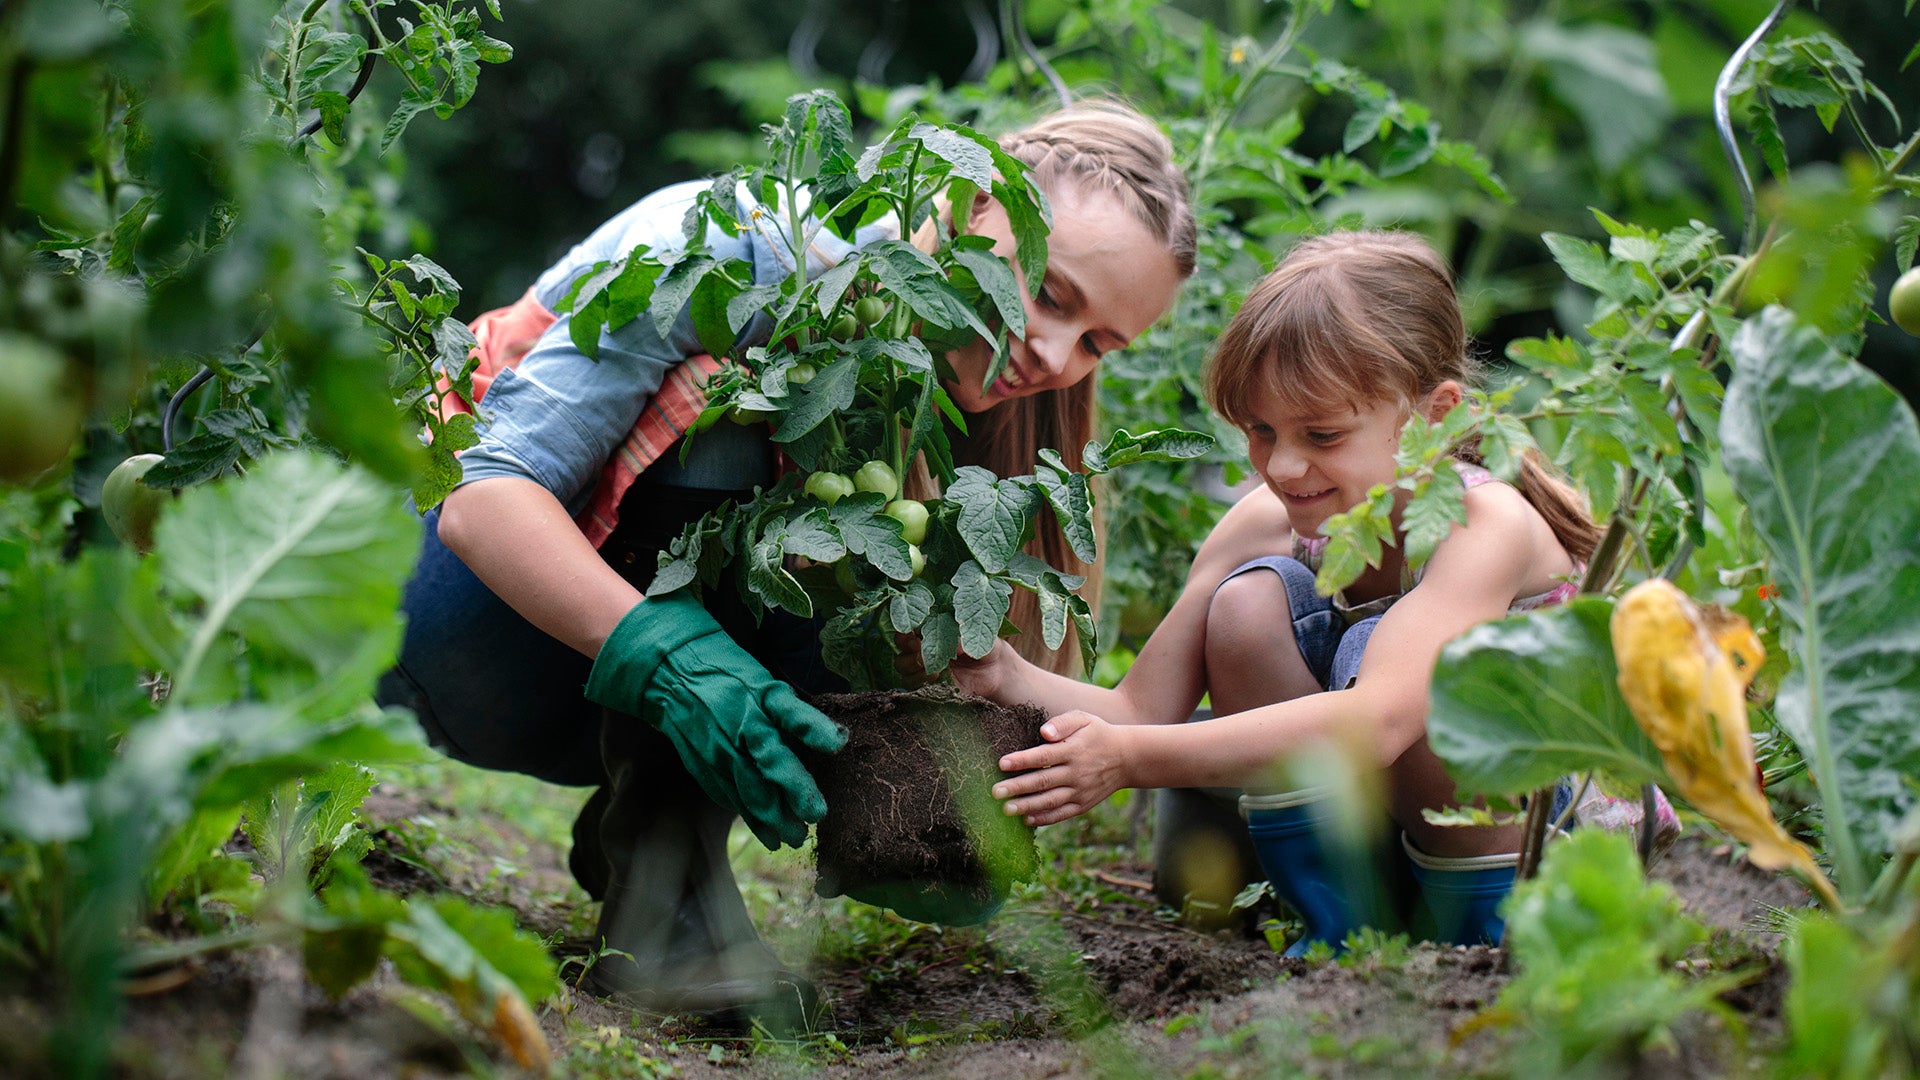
<box><xmin>1722</xmin><ymin>308</ymin><xmax>1920</xmax><ymax>893</ymax></box>
<box><xmin>1034</xmin><ymin>450</ymin><xmax>1096</xmax><ymax>564</ymax></box>
<box><xmin>952</xmin><ymin>243</ymin><xmax>1026</xmax><ymax>340</ymax></box>
<box><xmin>154</xmin><ymin>452</ymin><xmax>418</xmax><ymax>707</ymax></box>
<box><xmin>953</xmin><ymin>561</ymin><xmax>1014</xmax><ymax>660</ymax></box>
<box><xmin>829</xmin><ymin>494</ymin><xmax>914</xmax><ymax>581</ymax></box>
<box><xmin>1428</xmin><ymin>599</ymin><xmax>1666</xmax><ymax>796</ymax></box>
<box><xmin>866</xmin><ymin>241</ymin><xmax>993</xmax><ymax>340</ymax></box>
<box><xmin>771</xmin><ymin>355</ymin><xmax>859</xmax><ymax>443</ymax></box>
<box><xmin>947</xmin><ymin>467</ymin><xmax>1035</xmax><ymax>575</ymax></box>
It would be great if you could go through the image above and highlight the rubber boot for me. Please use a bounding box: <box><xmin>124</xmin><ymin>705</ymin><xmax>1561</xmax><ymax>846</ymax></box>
<box><xmin>1401</xmin><ymin>833</ymin><xmax>1518</xmax><ymax>946</ymax></box>
<box><xmin>582</xmin><ymin>716</ymin><xmax>819</xmax><ymax>1033</ymax></box>
<box><xmin>568</xmin><ymin>783</ymin><xmax>613</xmax><ymax>902</ymax></box>
<box><xmin>1152</xmin><ymin>786</ymin><xmax>1266</xmax><ymax>930</ymax></box>
<box><xmin>1240</xmin><ymin>789</ymin><xmax>1394</xmax><ymax>956</ymax></box>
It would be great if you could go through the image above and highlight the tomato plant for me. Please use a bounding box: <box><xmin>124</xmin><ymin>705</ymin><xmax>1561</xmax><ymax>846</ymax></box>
<box><xmin>560</xmin><ymin>91</ymin><xmax>1211</xmax><ymax>689</ymax></box>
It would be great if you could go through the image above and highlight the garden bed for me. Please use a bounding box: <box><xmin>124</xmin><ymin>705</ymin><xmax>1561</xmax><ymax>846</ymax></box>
<box><xmin>0</xmin><ymin>764</ymin><xmax>1812</xmax><ymax>1079</ymax></box>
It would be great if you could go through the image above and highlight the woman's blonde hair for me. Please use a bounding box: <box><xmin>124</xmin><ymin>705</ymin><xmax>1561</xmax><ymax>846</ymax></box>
<box><xmin>938</xmin><ymin>100</ymin><xmax>1196</xmax><ymax>674</ymax></box>
<box><xmin>1206</xmin><ymin>231</ymin><xmax>1599</xmax><ymax>564</ymax></box>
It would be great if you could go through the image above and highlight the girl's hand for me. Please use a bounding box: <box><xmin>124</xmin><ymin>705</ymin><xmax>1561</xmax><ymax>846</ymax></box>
<box><xmin>991</xmin><ymin>710</ymin><xmax>1129</xmax><ymax>825</ymax></box>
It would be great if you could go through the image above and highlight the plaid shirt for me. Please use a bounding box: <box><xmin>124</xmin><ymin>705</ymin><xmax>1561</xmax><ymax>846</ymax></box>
<box><xmin>436</xmin><ymin>288</ymin><xmax>724</xmax><ymax>548</ymax></box>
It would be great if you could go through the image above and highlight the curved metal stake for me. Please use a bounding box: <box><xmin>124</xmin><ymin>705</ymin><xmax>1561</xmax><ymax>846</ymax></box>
<box><xmin>1713</xmin><ymin>0</ymin><xmax>1795</xmax><ymax>253</ymax></box>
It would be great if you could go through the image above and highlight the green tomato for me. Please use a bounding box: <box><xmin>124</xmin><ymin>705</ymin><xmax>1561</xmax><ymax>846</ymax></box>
<box><xmin>788</xmin><ymin>362</ymin><xmax>817</xmax><ymax>386</ymax></box>
<box><xmin>883</xmin><ymin>498</ymin><xmax>929</xmax><ymax>545</ymax></box>
<box><xmin>805</xmin><ymin>471</ymin><xmax>855</xmax><ymax>505</ymax></box>
<box><xmin>1891</xmin><ymin>267</ymin><xmax>1920</xmax><ymax>336</ymax></box>
<box><xmin>0</xmin><ymin>333</ymin><xmax>84</xmax><ymax>484</ymax></box>
<box><xmin>854</xmin><ymin>296</ymin><xmax>890</xmax><ymax>328</ymax></box>
<box><xmin>828</xmin><ymin>313</ymin><xmax>860</xmax><ymax>341</ymax></box>
<box><xmin>907</xmin><ymin>543</ymin><xmax>926</xmax><ymax>578</ymax></box>
<box><xmin>102</xmin><ymin>453</ymin><xmax>169</xmax><ymax>554</ymax></box>
<box><xmin>853</xmin><ymin>460</ymin><xmax>899</xmax><ymax>500</ymax></box>
<box><xmin>834</xmin><ymin>557</ymin><xmax>862</xmax><ymax>595</ymax></box>
<box><xmin>728</xmin><ymin>405</ymin><xmax>777</xmax><ymax>426</ymax></box>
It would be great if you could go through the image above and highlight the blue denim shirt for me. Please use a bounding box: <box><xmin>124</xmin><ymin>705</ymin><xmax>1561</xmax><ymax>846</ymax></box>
<box><xmin>457</xmin><ymin>180</ymin><xmax>891</xmax><ymax>507</ymax></box>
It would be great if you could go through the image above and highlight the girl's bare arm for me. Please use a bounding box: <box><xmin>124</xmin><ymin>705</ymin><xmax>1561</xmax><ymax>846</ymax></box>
<box><xmin>956</xmin><ymin>484</ymin><xmax>1294</xmax><ymax>724</ymax></box>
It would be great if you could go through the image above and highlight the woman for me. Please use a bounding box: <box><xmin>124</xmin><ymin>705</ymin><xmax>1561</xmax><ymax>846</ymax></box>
<box><xmin>378</xmin><ymin>101</ymin><xmax>1196</xmax><ymax>1026</ymax></box>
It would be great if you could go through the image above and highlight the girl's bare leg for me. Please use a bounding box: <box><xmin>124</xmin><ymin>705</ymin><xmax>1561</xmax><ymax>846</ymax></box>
<box><xmin>1203</xmin><ymin>569</ymin><xmax>1321</xmax><ymax>716</ymax></box>
<box><xmin>1389</xmin><ymin>739</ymin><xmax>1524</xmax><ymax>858</ymax></box>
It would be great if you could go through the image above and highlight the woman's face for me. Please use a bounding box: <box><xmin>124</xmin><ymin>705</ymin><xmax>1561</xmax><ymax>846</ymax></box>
<box><xmin>943</xmin><ymin>187</ymin><xmax>1183</xmax><ymax>414</ymax></box>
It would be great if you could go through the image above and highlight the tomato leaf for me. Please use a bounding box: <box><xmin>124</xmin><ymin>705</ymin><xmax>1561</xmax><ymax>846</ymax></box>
<box><xmin>829</xmin><ymin>495</ymin><xmax>913</xmax><ymax>581</ymax></box>
<box><xmin>772</xmin><ymin>355</ymin><xmax>859</xmax><ymax>442</ymax></box>
<box><xmin>953</xmin><ymin>561</ymin><xmax>1014</xmax><ymax>659</ymax></box>
<box><xmin>952</xmin><ymin>245</ymin><xmax>1027</xmax><ymax>340</ymax></box>
<box><xmin>889</xmin><ymin>582</ymin><xmax>935</xmax><ymax>634</ymax></box>
<box><xmin>947</xmin><ymin>467</ymin><xmax>1036</xmax><ymax>574</ymax></box>
<box><xmin>748</xmin><ymin>535</ymin><xmax>811</xmax><ymax>617</ymax></box>
<box><xmin>1083</xmin><ymin>428</ymin><xmax>1216</xmax><ymax>473</ymax></box>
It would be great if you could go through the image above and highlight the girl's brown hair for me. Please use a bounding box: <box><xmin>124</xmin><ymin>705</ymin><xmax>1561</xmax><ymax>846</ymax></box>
<box><xmin>923</xmin><ymin>100</ymin><xmax>1196</xmax><ymax>674</ymax></box>
<box><xmin>1205</xmin><ymin>231</ymin><xmax>1599</xmax><ymax>564</ymax></box>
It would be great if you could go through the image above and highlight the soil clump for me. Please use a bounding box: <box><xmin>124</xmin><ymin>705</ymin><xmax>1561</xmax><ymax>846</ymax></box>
<box><xmin>808</xmin><ymin>685</ymin><xmax>1047</xmax><ymax>926</ymax></box>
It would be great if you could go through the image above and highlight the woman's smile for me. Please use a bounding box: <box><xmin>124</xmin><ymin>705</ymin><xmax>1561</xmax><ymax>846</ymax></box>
<box><xmin>942</xmin><ymin>188</ymin><xmax>1181</xmax><ymax>413</ymax></box>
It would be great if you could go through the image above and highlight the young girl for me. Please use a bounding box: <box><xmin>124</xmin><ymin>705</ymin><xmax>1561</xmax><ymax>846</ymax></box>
<box><xmin>953</xmin><ymin>231</ymin><xmax>1600</xmax><ymax>950</ymax></box>
<box><xmin>377</xmin><ymin>101</ymin><xmax>1196</xmax><ymax>1022</ymax></box>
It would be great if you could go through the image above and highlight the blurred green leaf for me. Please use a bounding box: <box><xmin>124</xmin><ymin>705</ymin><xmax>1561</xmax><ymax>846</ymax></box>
<box><xmin>1722</xmin><ymin>308</ymin><xmax>1920</xmax><ymax>896</ymax></box>
<box><xmin>1429</xmin><ymin>598</ymin><xmax>1667</xmax><ymax>796</ymax></box>
<box><xmin>154</xmin><ymin>452</ymin><xmax>419</xmax><ymax>707</ymax></box>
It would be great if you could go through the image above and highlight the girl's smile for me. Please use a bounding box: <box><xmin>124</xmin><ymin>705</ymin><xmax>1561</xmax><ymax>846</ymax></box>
<box><xmin>1244</xmin><ymin>382</ymin><xmax>1461</xmax><ymax>538</ymax></box>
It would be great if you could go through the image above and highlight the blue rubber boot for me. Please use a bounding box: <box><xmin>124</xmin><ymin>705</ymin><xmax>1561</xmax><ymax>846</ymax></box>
<box><xmin>1240</xmin><ymin>790</ymin><xmax>1392</xmax><ymax>956</ymax></box>
<box><xmin>1402</xmin><ymin>833</ymin><xmax>1519</xmax><ymax>946</ymax></box>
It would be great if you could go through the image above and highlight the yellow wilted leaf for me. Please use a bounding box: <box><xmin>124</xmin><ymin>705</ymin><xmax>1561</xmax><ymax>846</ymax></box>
<box><xmin>489</xmin><ymin>989</ymin><xmax>551</xmax><ymax>1072</ymax></box>
<box><xmin>1611</xmin><ymin>580</ymin><xmax>1840</xmax><ymax>910</ymax></box>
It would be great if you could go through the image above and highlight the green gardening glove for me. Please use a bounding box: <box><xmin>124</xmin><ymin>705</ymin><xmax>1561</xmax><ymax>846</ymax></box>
<box><xmin>585</xmin><ymin>591</ymin><xmax>847</xmax><ymax>849</ymax></box>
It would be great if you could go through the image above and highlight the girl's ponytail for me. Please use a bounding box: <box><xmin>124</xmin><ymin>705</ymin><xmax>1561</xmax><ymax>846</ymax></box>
<box><xmin>1515</xmin><ymin>451</ymin><xmax>1600</xmax><ymax>565</ymax></box>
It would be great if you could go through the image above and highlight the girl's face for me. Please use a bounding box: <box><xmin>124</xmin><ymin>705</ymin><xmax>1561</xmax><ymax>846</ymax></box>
<box><xmin>942</xmin><ymin>187</ymin><xmax>1183</xmax><ymax>414</ymax></box>
<box><xmin>1243</xmin><ymin>381</ymin><xmax>1462</xmax><ymax>539</ymax></box>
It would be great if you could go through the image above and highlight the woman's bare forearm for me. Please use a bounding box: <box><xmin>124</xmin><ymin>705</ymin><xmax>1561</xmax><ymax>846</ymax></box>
<box><xmin>436</xmin><ymin>477</ymin><xmax>642</xmax><ymax>659</ymax></box>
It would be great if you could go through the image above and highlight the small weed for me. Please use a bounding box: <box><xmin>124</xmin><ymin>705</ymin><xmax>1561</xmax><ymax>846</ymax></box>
<box><xmin>1336</xmin><ymin>928</ymin><xmax>1412</xmax><ymax>970</ymax></box>
<box><xmin>1300</xmin><ymin>939</ymin><xmax>1338</xmax><ymax>964</ymax></box>
<box><xmin>554</xmin><ymin>1023</ymin><xmax>679</xmax><ymax>1079</ymax></box>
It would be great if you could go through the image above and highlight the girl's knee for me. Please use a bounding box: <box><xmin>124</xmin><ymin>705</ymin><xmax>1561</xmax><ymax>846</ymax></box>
<box><xmin>1205</xmin><ymin>570</ymin><xmax>1297</xmax><ymax>661</ymax></box>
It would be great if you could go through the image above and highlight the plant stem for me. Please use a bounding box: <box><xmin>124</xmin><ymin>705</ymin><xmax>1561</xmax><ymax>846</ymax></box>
<box><xmin>1189</xmin><ymin>1</ymin><xmax>1310</xmax><ymax>187</ymax></box>
<box><xmin>1511</xmin><ymin>784</ymin><xmax>1556</xmax><ymax>888</ymax></box>
<box><xmin>1578</xmin><ymin>513</ymin><xmax>1630</xmax><ymax>595</ymax></box>
<box><xmin>1879</xmin><ymin>127</ymin><xmax>1920</xmax><ymax>184</ymax></box>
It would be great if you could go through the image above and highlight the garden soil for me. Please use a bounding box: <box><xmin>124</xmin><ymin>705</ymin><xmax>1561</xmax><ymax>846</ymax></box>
<box><xmin>0</xmin><ymin>787</ymin><xmax>1813</xmax><ymax>1079</ymax></box>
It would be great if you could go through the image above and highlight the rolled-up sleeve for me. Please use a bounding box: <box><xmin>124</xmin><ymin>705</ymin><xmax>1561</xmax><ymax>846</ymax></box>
<box><xmin>456</xmin><ymin>181</ymin><xmax>748</xmax><ymax>511</ymax></box>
